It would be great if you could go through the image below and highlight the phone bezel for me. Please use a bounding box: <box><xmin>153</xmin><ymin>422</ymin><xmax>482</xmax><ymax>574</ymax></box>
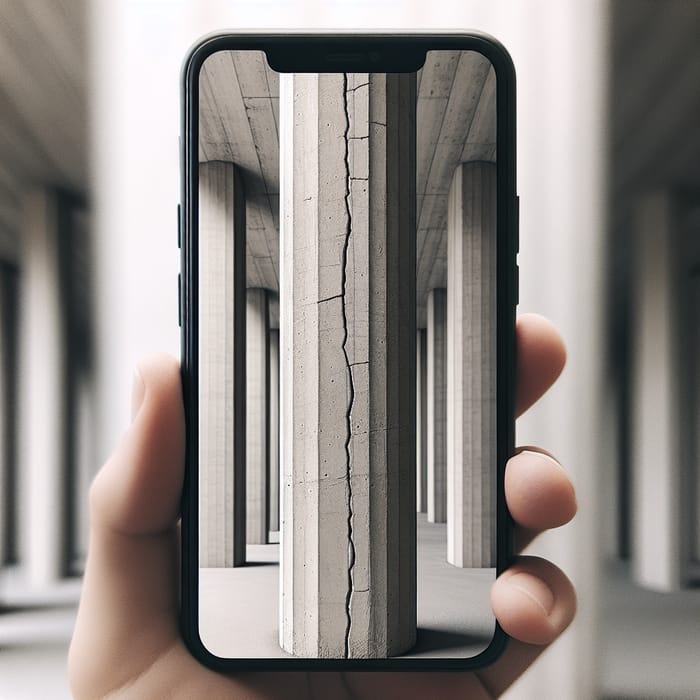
<box><xmin>180</xmin><ymin>31</ymin><xmax>517</xmax><ymax>672</ymax></box>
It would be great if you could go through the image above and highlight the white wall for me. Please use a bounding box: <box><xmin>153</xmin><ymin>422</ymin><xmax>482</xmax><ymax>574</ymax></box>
<box><xmin>89</xmin><ymin>1</ymin><xmax>606</xmax><ymax>696</ymax></box>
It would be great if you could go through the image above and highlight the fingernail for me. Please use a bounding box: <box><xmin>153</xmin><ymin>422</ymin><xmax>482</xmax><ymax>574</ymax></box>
<box><xmin>507</xmin><ymin>572</ymin><xmax>555</xmax><ymax>615</ymax></box>
<box><xmin>520</xmin><ymin>449</ymin><xmax>564</xmax><ymax>470</ymax></box>
<box><xmin>131</xmin><ymin>366</ymin><xmax>146</xmax><ymax>421</ymax></box>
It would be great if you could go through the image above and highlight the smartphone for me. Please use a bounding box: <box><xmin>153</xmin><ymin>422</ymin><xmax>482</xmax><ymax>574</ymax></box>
<box><xmin>179</xmin><ymin>32</ymin><xmax>517</xmax><ymax>672</ymax></box>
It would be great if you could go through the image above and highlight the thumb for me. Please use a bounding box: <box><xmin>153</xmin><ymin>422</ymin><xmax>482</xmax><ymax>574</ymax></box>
<box><xmin>90</xmin><ymin>353</ymin><xmax>185</xmax><ymax>535</ymax></box>
<box><xmin>69</xmin><ymin>354</ymin><xmax>185</xmax><ymax>697</ymax></box>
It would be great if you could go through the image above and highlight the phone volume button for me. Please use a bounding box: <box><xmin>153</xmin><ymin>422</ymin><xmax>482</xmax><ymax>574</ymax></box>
<box><xmin>177</xmin><ymin>203</ymin><xmax>182</xmax><ymax>249</ymax></box>
<box><xmin>178</xmin><ymin>273</ymin><xmax>182</xmax><ymax>327</ymax></box>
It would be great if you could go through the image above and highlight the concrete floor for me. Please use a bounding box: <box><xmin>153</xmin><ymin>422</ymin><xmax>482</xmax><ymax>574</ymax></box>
<box><xmin>199</xmin><ymin>513</ymin><xmax>496</xmax><ymax>659</ymax></box>
<box><xmin>0</xmin><ymin>606</ymin><xmax>74</xmax><ymax>700</ymax></box>
<box><xmin>0</xmin><ymin>573</ymin><xmax>79</xmax><ymax>700</ymax></box>
<box><xmin>598</xmin><ymin>559</ymin><xmax>700</xmax><ymax>700</ymax></box>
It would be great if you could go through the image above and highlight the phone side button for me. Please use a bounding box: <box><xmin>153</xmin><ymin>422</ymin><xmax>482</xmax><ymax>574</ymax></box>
<box><xmin>515</xmin><ymin>195</ymin><xmax>520</xmax><ymax>254</ymax></box>
<box><xmin>178</xmin><ymin>273</ymin><xmax>182</xmax><ymax>327</ymax></box>
<box><xmin>177</xmin><ymin>203</ymin><xmax>181</xmax><ymax>249</ymax></box>
<box><xmin>514</xmin><ymin>264</ymin><xmax>519</xmax><ymax>306</ymax></box>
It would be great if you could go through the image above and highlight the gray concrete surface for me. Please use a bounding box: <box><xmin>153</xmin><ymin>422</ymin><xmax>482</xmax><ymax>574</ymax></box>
<box><xmin>199</xmin><ymin>514</ymin><xmax>495</xmax><ymax>660</ymax></box>
<box><xmin>0</xmin><ymin>579</ymin><xmax>79</xmax><ymax>700</ymax></box>
<box><xmin>278</xmin><ymin>71</ymin><xmax>417</xmax><ymax>658</ymax></box>
<box><xmin>268</xmin><ymin>327</ymin><xmax>280</xmax><ymax>535</ymax></box>
<box><xmin>198</xmin><ymin>50</ymin><xmax>497</xmax><ymax>330</ymax></box>
<box><xmin>246</xmin><ymin>288</ymin><xmax>268</xmax><ymax>545</ymax></box>
<box><xmin>427</xmin><ymin>287</ymin><xmax>448</xmax><ymax>524</ymax></box>
<box><xmin>416</xmin><ymin>328</ymin><xmax>428</xmax><ymax>514</ymax></box>
<box><xmin>446</xmin><ymin>161</ymin><xmax>497</xmax><ymax>569</ymax></box>
<box><xmin>199</xmin><ymin>161</ymin><xmax>246</xmax><ymax>567</ymax></box>
<box><xmin>598</xmin><ymin>559</ymin><xmax>700</xmax><ymax>699</ymax></box>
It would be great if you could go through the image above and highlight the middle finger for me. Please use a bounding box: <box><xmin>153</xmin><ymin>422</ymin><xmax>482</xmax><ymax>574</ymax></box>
<box><xmin>505</xmin><ymin>447</ymin><xmax>577</xmax><ymax>552</ymax></box>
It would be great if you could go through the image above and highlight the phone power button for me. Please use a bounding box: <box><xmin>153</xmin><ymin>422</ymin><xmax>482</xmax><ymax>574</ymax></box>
<box><xmin>177</xmin><ymin>203</ymin><xmax>181</xmax><ymax>249</ymax></box>
<box><xmin>178</xmin><ymin>273</ymin><xmax>182</xmax><ymax>327</ymax></box>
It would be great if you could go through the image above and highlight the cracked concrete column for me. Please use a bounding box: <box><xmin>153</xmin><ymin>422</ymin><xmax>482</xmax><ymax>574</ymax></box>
<box><xmin>427</xmin><ymin>288</ymin><xmax>447</xmax><ymax>524</ymax></box>
<box><xmin>416</xmin><ymin>328</ymin><xmax>427</xmax><ymax>514</ymax></box>
<box><xmin>280</xmin><ymin>71</ymin><xmax>417</xmax><ymax>658</ymax></box>
<box><xmin>268</xmin><ymin>326</ymin><xmax>280</xmax><ymax>538</ymax></box>
<box><xmin>199</xmin><ymin>161</ymin><xmax>246</xmax><ymax>567</ymax></box>
<box><xmin>446</xmin><ymin>161</ymin><xmax>497</xmax><ymax>568</ymax></box>
<box><xmin>246</xmin><ymin>287</ymin><xmax>269</xmax><ymax>545</ymax></box>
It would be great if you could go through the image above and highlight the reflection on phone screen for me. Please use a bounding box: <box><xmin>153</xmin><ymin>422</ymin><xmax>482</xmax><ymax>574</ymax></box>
<box><xmin>197</xmin><ymin>49</ymin><xmax>497</xmax><ymax>660</ymax></box>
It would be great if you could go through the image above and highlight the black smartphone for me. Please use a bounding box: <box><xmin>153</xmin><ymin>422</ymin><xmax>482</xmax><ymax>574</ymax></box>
<box><xmin>179</xmin><ymin>32</ymin><xmax>517</xmax><ymax>672</ymax></box>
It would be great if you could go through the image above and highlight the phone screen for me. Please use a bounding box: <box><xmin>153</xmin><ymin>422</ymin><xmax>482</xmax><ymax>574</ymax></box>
<box><xmin>195</xmin><ymin>46</ymin><xmax>499</xmax><ymax>661</ymax></box>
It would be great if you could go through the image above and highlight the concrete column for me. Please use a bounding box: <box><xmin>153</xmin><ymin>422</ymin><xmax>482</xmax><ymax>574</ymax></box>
<box><xmin>280</xmin><ymin>71</ymin><xmax>416</xmax><ymax>658</ymax></box>
<box><xmin>0</xmin><ymin>267</ymin><xmax>9</xmax><ymax>566</ymax></box>
<box><xmin>198</xmin><ymin>161</ymin><xmax>246</xmax><ymax>567</ymax></box>
<box><xmin>18</xmin><ymin>189</ymin><xmax>67</xmax><ymax>586</ymax></box>
<box><xmin>0</xmin><ymin>263</ymin><xmax>18</xmax><ymax>569</ymax></box>
<box><xmin>631</xmin><ymin>191</ymin><xmax>696</xmax><ymax>591</ymax></box>
<box><xmin>416</xmin><ymin>329</ymin><xmax>427</xmax><ymax>514</ymax></box>
<box><xmin>426</xmin><ymin>288</ymin><xmax>447</xmax><ymax>524</ymax></box>
<box><xmin>246</xmin><ymin>287</ymin><xmax>268</xmax><ymax>545</ymax></box>
<box><xmin>446</xmin><ymin>161</ymin><xmax>497</xmax><ymax>568</ymax></box>
<box><xmin>268</xmin><ymin>327</ymin><xmax>280</xmax><ymax>538</ymax></box>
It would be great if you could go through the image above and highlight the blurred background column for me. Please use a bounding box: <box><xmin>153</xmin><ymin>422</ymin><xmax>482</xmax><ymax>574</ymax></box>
<box><xmin>17</xmin><ymin>190</ymin><xmax>93</xmax><ymax>587</ymax></box>
<box><xmin>630</xmin><ymin>190</ymin><xmax>699</xmax><ymax>591</ymax></box>
<box><xmin>18</xmin><ymin>189</ymin><xmax>67</xmax><ymax>587</ymax></box>
<box><xmin>0</xmin><ymin>261</ymin><xmax>18</xmax><ymax>570</ymax></box>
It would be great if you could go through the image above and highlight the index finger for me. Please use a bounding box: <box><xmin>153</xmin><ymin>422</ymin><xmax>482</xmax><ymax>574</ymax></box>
<box><xmin>515</xmin><ymin>313</ymin><xmax>566</xmax><ymax>417</ymax></box>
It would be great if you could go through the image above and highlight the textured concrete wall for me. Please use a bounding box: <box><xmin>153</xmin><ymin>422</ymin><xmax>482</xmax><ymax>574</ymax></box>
<box><xmin>427</xmin><ymin>287</ymin><xmax>447</xmax><ymax>524</ymax></box>
<box><xmin>267</xmin><ymin>327</ymin><xmax>280</xmax><ymax>535</ymax></box>
<box><xmin>279</xmin><ymin>71</ymin><xmax>416</xmax><ymax>658</ymax></box>
<box><xmin>446</xmin><ymin>161</ymin><xmax>497</xmax><ymax>568</ymax></box>
<box><xmin>416</xmin><ymin>328</ymin><xmax>428</xmax><ymax>514</ymax></box>
<box><xmin>199</xmin><ymin>161</ymin><xmax>246</xmax><ymax>567</ymax></box>
<box><xmin>246</xmin><ymin>288</ymin><xmax>268</xmax><ymax>545</ymax></box>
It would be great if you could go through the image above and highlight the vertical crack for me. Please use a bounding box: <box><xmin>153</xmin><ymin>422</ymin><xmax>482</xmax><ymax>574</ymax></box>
<box><xmin>340</xmin><ymin>72</ymin><xmax>356</xmax><ymax>660</ymax></box>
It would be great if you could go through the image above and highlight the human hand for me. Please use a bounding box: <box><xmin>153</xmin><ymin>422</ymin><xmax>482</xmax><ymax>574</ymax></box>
<box><xmin>69</xmin><ymin>313</ymin><xmax>575</xmax><ymax>699</ymax></box>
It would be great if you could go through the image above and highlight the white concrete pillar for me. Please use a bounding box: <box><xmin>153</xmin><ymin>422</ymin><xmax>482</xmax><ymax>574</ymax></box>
<box><xmin>246</xmin><ymin>287</ymin><xmax>268</xmax><ymax>545</ymax></box>
<box><xmin>18</xmin><ymin>189</ymin><xmax>67</xmax><ymax>586</ymax></box>
<box><xmin>73</xmin><ymin>369</ymin><xmax>95</xmax><ymax>572</ymax></box>
<box><xmin>0</xmin><ymin>268</ymin><xmax>8</xmax><ymax>566</ymax></box>
<box><xmin>0</xmin><ymin>263</ymin><xmax>17</xmax><ymax>567</ymax></box>
<box><xmin>631</xmin><ymin>191</ymin><xmax>698</xmax><ymax>591</ymax></box>
<box><xmin>426</xmin><ymin>288</ymin><xmax>447</xmax><ymax>524</ymax></box>
<box><xmin>198</xmin><ymin>161</ymin><xmax>246</xmax><ymax>567</ymax></box>
<box><xmin>416</xmin><ymin>328</ymin><xmax>427</xmax><ymax>514</ymax></box>
<box><xmin>446</xmin><ymin>161</ymin><xmax>497</xmax><ymax>568</ymax></box>
<box><xmin>268</xmin><ymin>327</ymin><xmax>280</xmax><ymax>537</ymax></box>
<box><xmin>280</xmin><ymin>71</ymin><xmax>417</xmax><ymax>658</ymax></box>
